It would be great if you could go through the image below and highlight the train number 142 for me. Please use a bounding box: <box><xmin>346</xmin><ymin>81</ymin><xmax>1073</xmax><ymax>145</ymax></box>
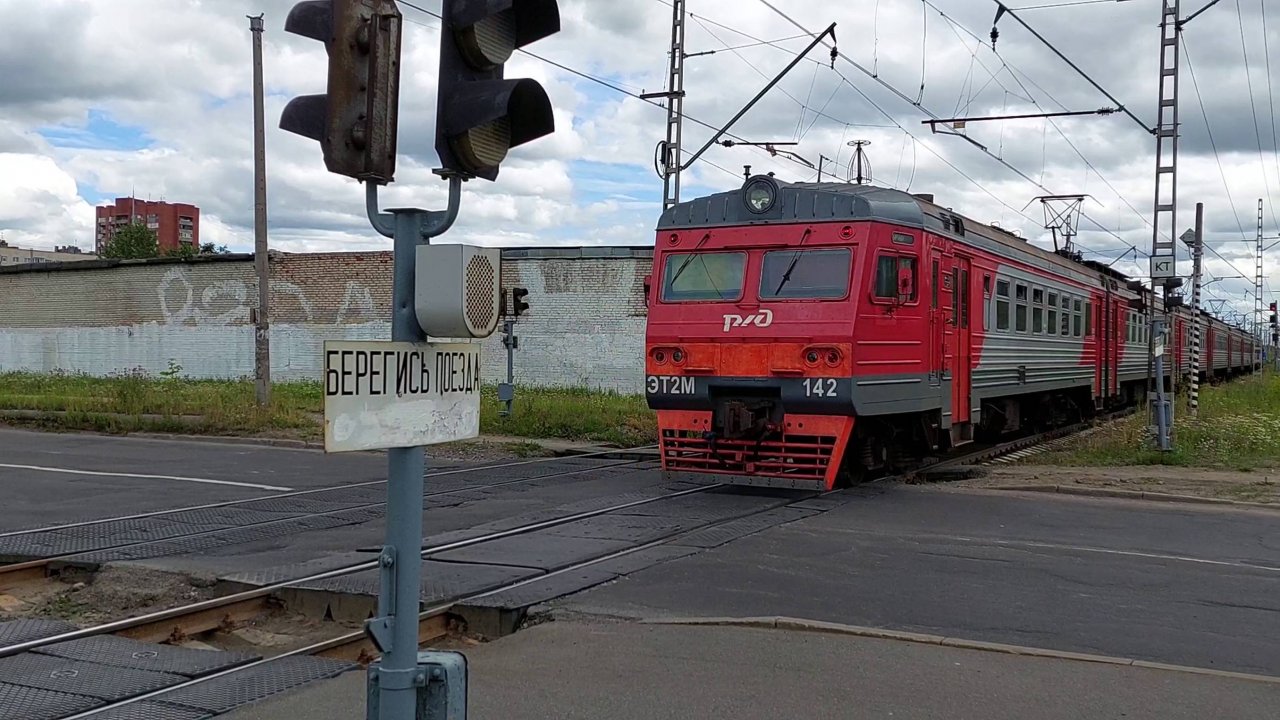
<box><xmin>803</xmin><ymin>378</ymin><xmax>838</xmax><ymax>397</ymax></box>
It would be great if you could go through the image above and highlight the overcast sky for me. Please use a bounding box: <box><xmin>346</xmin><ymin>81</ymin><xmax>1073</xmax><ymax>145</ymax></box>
<box><xmin>1</xmin><ymin>0</ymin><xmax>1277</xmax><ymax>316</ymax></box>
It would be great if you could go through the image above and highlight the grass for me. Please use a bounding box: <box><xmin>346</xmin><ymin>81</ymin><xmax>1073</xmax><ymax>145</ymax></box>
<box><xmin>480</xmin><ymin>385</ymin><xmax>655</xmax><ymax>447</ymax></box>
<box><xmin>1033</xmin><ymin>371</ymin><xmax>1280</xmax><ymax>470</ymax></box>
<box><xmin>0</xmin><ymin>368</ymin><xmax>655</xmax><ymax>447</ymax></box>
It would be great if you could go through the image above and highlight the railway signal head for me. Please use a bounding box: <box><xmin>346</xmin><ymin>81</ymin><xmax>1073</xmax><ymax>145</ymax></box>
<box><xmin>280</xmin><ymin>0</ymin><xmax>404</xmax><ymax>184</ymax></box>
<box><xmin>435</xmin><ymin>0</ymin><xmax>560</xmax><ymax>181</ymax></box>
<box><xmin>511</xmin><ymin>286</ymin><xmax>530</xmax><ymax>316</ymax></box>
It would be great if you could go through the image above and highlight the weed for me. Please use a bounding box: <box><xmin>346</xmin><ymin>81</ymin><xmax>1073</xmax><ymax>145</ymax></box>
<box><xmin>0</xmin><ymin>372</ymin><xmax>655</xmax><ymax>445</ymax></box>
<box><xmin>1033</xmin><ymin>372</ymin><xmax>1280</xmax><ymax>469</ymax></box>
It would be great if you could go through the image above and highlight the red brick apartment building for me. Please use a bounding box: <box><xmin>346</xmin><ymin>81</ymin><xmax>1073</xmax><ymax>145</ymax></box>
<box><xmin>95</xmin><ymin>198</ymin><xmax>199</xmax><ymax>254</ymax></box>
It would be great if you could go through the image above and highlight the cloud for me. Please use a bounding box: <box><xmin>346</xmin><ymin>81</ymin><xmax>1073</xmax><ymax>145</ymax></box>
<box><xmin>0</xmin><ymin>0</ymin><xmax>1277</xmax><ymax>315</ymax></box>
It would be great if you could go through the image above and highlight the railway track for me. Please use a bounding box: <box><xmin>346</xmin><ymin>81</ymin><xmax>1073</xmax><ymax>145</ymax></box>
<box><xmin>0</xmin><ymin>448</ymin><xmax>655</xmax><ymax>594</ymax></box>
<box><xmin>5</xmin><ymin>420</ymin><xmax>1116</xmax><ymax>719</ymax></box>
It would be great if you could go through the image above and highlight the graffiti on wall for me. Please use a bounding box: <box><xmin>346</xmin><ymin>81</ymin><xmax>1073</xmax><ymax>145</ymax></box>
<box><xmin>156</xmin><ymin>268</ymin><xmax>379</xmax><ymax>327</ymax></box>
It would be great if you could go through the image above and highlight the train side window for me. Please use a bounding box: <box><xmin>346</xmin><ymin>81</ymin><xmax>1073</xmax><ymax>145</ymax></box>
<box><xmin>1085</xmin><ymin>301</ymin><xmax>1093</xmax><ymax>336</ymax></box>
<box><xmin>899</xmin><ymin>257</ymin><xmax>918</xmax><ymax>301</ymax></box>
<box><xmin>959</xmin><ymin>269</ymin><xmax>969</xmax><ymax>328</ymax></box>
<box><xmin>874</xmin><ymin>254</ymin><xmax>918</xmax><ymax>301</ymax></box>
<box><xmin>1015</xmin><ymin>283</ymin><xmax>1028</xmax><ymax>332</ymax></box>
<box><xmin>931</xmin><ymin>260</ymin><xmax>940</xmax><ymax>309</ymax></box>
<box><xmin>1073</xmin><ymin>299</ymin><xmax>1084</xmax><ymax>337</ymax></box>
<box><xmin>950</xmin><ymin>268</ymin><xmax>961</xmax><ymax>326</ymax></box>
<box><xmin>1060</xmin><ymin>295</ymin><xmax>1071</xmax><ymax>335</ymax></box>
<box><xmin>1032</xmin><ymin>288</ymin><xmax>1045</xmax><ymax>334</ymax></box>
<box><xmin>995</xmin><ymin>280</ymin><xmax>1010</xmax><ymax>331</ymax></box>
<box><xmin>1047</xmin><ymin>291</ymin><xmax>1058</xmax><ymax>336</ymax></box>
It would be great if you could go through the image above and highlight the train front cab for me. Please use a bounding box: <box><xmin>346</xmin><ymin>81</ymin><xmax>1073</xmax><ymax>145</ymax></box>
<box><xmin>644</xmin><ymin>220</ymin><xmax>866</xmax><ymax>492</ymax></box>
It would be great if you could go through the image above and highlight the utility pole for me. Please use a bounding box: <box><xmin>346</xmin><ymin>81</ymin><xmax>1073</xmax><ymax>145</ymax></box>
<box><xmin>1147</xmin><ymin>0</ymin><xmax>1181</xmax><ymax>452</ymax></box>
<box><xmin>645</xmin><ymin>0</ymin><xmax>687</xmax><ymax>211</ymax></box>
<box><xmin>249</xmin><ymin>14</ymin><xmax>271</xmax><ymax>407</ymax></box>
<box><xmin>1182</xmin><ymin>204</ymin><xmax>1203</xmax><ymax>418</ymax></box>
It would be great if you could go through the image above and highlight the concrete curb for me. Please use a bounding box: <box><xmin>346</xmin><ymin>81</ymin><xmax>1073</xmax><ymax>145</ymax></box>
<box><xmin>986</xmin><ymin>484</ymin><xmax>1279</xmax><ymax>510</ymax></box>
<box><xmin>642</xmin><ymin>616</ymin><xmax>1280</xmax><ymax>685</ymax></box>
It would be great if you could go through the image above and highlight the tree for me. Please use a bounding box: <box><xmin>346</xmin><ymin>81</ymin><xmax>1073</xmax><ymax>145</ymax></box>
<box><xmin>199</xmin><ymin>242</ymin><xmax>230</xmax><ymax>255</ymax></box>
<box><xmin>101</xmin><ymin>222</ymin><xmax>159</xmax><ymax>259</ymax></box>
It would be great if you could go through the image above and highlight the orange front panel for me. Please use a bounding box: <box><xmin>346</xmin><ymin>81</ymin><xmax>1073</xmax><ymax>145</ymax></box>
<box><xmin>646</xmin><ymin>342</ymin><xmax>853</xmax><ymax>377</ymax></box>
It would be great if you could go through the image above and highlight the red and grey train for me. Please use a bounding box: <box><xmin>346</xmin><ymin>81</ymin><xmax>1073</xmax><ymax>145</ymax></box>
<box><xmin>643</xmin><ymin>175</ymin><xmax>1260</xmax><ymax>491</ymax></box>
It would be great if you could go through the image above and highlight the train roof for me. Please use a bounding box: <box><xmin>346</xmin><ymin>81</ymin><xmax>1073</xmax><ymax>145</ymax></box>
<box><xmin>656</xmin><ymin>179</ymin><xmax>1137</xmax><ymax>289</ymax></box>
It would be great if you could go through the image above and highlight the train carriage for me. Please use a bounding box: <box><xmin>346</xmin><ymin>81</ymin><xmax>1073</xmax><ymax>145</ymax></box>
<box><xmin>645</xmin><ymin>176</ymin><xmax>1255</xmax><ymax>491</ymax></box>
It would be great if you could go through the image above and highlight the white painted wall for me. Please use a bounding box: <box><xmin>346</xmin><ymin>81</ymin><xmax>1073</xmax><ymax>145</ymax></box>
<box><xmin>0</xmin><ymin>249</ymin><xmax>653</xmax><ymax>394</ymax></box>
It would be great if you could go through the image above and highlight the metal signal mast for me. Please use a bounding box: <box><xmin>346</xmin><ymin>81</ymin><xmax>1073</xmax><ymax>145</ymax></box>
<box><xmin>1256</xmin><ymin>198</ymin><xmax>1264</xmax><ymax>343</ymax></box>
<box><xmin>646</xmin><ymin>0</ymin><xmax>688</xmax><ymax>211</ymax></box>
<box><xmin>1147</xmin><ymin>0</ymin><xmax>1182</xmax><ymax>452</ymax></box>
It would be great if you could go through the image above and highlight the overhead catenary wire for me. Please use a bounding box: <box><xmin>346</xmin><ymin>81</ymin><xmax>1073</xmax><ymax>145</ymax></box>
<box><xmin>409</xmin><ymin>0</ymin><xmax>1154</xmax><ymax>273</ymax></box>
<box><xmin>399</xmin><ymin>0</ymin><xmax>810</xmax><ymax>183</ymax></box>
<box><xmin>750</xmin><ymin>0</ymin><xmax>1145</xmax><ymax>258</ymax></box>
<box><xmin>1263</xmin><ymin>0</ymin><xmax>1280</xmax><ymax>209</ymax></box>
<box><xmin>920</xmin><ymin>0</ymin><xmax>1158</xmax><ymax>241</ymax></box>
<box><xmin>1235</xmin><ymin>0</ymin><xmax>1280</xmax><ymax>231</ymax></box>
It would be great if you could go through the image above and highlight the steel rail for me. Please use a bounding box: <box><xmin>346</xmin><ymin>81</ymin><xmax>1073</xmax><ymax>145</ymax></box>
<box><xmin>0</xmin><ymin>445</ymin><xmax>657</xmax><ymax>539</ymax></box>
<box><xmin>0</xmin><ymin>458</ymin><xmax>646</xmax><ymax>592</ymax></box>
<box><xmin>0</xmin><ymin>481</ymin><xmax>716</xmax><ymax>658</ymax></box>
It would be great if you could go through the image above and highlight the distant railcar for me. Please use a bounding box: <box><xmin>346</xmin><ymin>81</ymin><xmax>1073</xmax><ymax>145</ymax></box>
<box><xmin>643</xmin><ymin>176</ymin><xmax>1258</xmax><ymax>490</ymax></box>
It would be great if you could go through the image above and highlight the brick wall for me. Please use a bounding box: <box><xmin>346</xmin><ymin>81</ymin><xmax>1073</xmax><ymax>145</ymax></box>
<box><xmin>0</xmin><ymin>248</ymin><xmax>653</xmax><ymax>393</ymax></box>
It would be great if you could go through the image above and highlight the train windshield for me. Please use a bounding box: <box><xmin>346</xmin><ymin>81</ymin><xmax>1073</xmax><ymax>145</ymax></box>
<box><xmin>759</xmin><ymin>248</ymin><xmax>851</xmax><ymax>299</ymax></box>
<box><xmin>660</xmin><ymin>251</ymin><xmax>746</xmax><ymax>302</ymax></box>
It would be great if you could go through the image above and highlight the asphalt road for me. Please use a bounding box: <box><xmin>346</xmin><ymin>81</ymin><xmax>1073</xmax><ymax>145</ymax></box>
<box><xmin>552</xmin><ymin>484</ymin><xmax>1280</xmax><ymax>677</ymax></box>
<box><xmin>224</xmin><ymin>622</ymin><xmax>1280</xmax><ymax>720</ymax></box>
<box><xmin>0</xmin><ymin>427</ymin><xmax>387</xmax><ymax>529</ymax></box>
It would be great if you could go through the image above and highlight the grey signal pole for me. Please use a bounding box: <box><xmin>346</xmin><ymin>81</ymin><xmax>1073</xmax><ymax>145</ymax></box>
<box><xmin>364</xmin><ymin>179</ymin><xmax>461</xmax><ymax>720</ymax></box>
<box><xmin>249</xmin><ymin>14</ymin><xmax>271</xmax><ymax>406</ymax></box>
<box><xmin>1185</xmin><ymin>203</ymin><xmax>1203</xmax><ymax>418</ymax></box>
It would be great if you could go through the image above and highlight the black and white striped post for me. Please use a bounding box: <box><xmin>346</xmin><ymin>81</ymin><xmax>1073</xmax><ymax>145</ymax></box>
<box><xmin>1183</xmin><ymin>203</ymin><xmax>1204</xmax><ymax>419</ymax></box>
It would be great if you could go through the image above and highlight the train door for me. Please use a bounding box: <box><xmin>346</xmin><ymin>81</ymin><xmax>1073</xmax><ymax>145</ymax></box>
<box><xmin>951</xmin><ymin>256</ymin><xmax>972</xmax><ymax>426</ymax></box>
<box><xmin>928</xmin><ymin>249</ymin><xmax>945</xmax><ymax>392</ymax></box>
<box><xmin>1098</xmin><ymin>288</ymin><xmax>1111</xmax><ymax>403</ymax></box>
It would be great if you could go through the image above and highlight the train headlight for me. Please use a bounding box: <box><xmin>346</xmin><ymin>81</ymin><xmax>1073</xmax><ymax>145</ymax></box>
<box><xmin>743</xmin><ymin>175</ymin><xmax>778</xmax><ymax>214</ymax></box>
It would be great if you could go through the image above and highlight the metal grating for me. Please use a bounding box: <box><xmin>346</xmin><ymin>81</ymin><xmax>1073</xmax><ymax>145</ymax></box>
<box><xmin>419</xmin><ymin>561</ymin><xmax>541</xmax><ymax>604</ymax></box>
<box><xmin>616</xmin><ymin>494</ymin><xmax>781</xmax><ymax>522</ymax></box>
<box><xmin>0</xmin><ymin>681</ymin><xmax>100</xmax><ymax>720</ymax></box>
<box><xmin>588</xmin><ymin>544</ymin><xmax>701</xmax><ymax>577</ymax></box>
<box><xmin>41</xmin><ymin>518</ymin><xmax>229</xmax><ymax>541</ymax></box>
<box><xmin>71</xmin><ymin>517</ymin><xmax>360</xmax><ymax>564</ymax></box>
<box><xmin>161</xmin><ymin>508</ymin><xmax>304</xmax><ymax>527</ymax></box>
<box><xmin>430</xmin><ymin>532</ymin><xmax>630</xmax><ymax>571</ymax></box>
<box><xmin>0</xmin><ymin>618</ymin><xmax>78</xmax><ymax>646</ymax></box>
<box><xmin>232</xmin><ymin>497</ymin><xmax>372</xmax><ymax>514</ymax></box>
<box><xmin>545</xmin><ymin>514</ymin><xmax>693</xmax><ymax>543</ymax></box>
<box><xmin>0</xmin><ymin>652</ymin><xmax>186</xmax><ymax>701</ymax></box>
<box><xmin>0</xmin><ymin>533</ymin><xmax>89</xmax><ymax>560</ymax></box>
<box><xmin>661</xmin><ymin>429</ymin><xmax>838</xmax><ymax>481</ymax></box>
<box><xmin>32</xmin><ymin>635</ymin><xmax>261</xmax><ymax>678</ymax></box>
<box><xmin>464</xmin><ymin>253</ymin><xmax>498</xmax><ymax>332</ymax></box>
<box><xmin>464</xmin><ymin>565</ymin><xmax>619</xmax><ymax>610</ymax></box>
<box><xmin>84</xmin><ymin>700</ymin><xmax>212</xmax><ymax>720</ymax></box>
<box><xmin>217</xmin><ymin>553</ymin><xmax>375</xmax><ymax>588</ymax></box>
<box><xmin>670</xmin><ymin>507</ymin><xmax>817</xmax><ymax>549</ymax></box>
<box><xmin>159</xmin><ymin>656</ymin><xmax>356</xmax><ymax>713</ymax></box>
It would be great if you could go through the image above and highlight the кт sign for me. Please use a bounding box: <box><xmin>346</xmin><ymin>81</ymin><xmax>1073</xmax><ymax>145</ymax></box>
<box><xmin>322</xmin><ymin>340</ymin><xmax>481</xmax><ymax>453</ymax></box>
